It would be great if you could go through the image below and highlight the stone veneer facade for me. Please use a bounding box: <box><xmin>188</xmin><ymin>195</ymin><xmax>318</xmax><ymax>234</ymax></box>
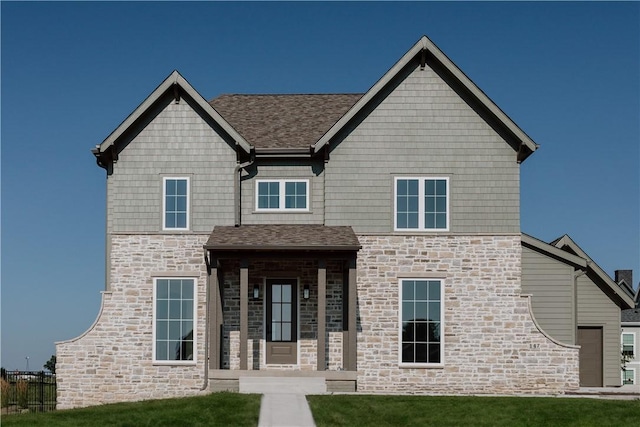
<box><xmin>355</xmin><ymin>234</ymin><xmax>579</xmax><ymax>394</ymax></box>
<box><xmin>57</xmin><ymin>233</ymin><xmax>579</xmax><ymax>409</ymax></box>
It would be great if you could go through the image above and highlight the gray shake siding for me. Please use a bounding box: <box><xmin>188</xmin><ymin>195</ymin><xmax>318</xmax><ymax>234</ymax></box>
<box><xmin>107</xmin><ymin>95</ymin><xmax>237</xmax><ymax>234</ymax></box>
<box><xmin>521</xmin><ymin>246</ymin><xmax>575</xmax><ymax>344</ymax></box>
<box><xmin>577</xmin><ymin>274</ymin><xmax>622</xmax><ymax>386</ymax></box>
<box><xmin>240</xmin><ymin>161</ymin><xmax>325</xmax><ymax>225</ymax></box>
<box><xmin>325</xmin><ymin>62</ymin><xmax>520</xmax><ymax>234</ymax></box>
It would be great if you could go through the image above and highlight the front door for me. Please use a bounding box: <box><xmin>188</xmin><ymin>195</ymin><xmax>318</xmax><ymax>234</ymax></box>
<box><xmin>266</xmin><ymin>279</ymin><xmax>298</xmax><ymax>364</ymax></box>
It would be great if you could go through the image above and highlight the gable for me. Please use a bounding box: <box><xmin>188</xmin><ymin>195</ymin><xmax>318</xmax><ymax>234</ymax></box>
<box><xmin>553</xmin><ymin>235</ymin><xmax>635</xmax><ymax>309</ymax></box>
<box><xmin>313</xmin><ymin>36</ymin><xmax>538</xmax><ymax>162</ymax></box>
<box><xmin>92</xmin><ymin>71</ymin><xmax>251</xmax><ymax>174</ymax></box>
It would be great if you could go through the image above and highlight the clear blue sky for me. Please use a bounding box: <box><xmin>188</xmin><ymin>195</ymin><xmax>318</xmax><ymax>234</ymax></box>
<box><xmin>1</xmin><ymin>2</ymin><xmax>638</xmax><ymax>371</ymax></box>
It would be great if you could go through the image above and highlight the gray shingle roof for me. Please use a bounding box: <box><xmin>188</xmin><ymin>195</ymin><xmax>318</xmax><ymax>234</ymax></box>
<box><xmin>209</xmin><ymin>94</ymin><xmax>363</xmax><ymax>149</ymax></box>
<box><xmin>205</xmin><ymin>225</ymin><xmax>361</xmax><ymax>251</ymax></box>
<box><xmin>622</xmin><ymin>308</ymin><xmax>640</xmax><ymax>323</ymax></box>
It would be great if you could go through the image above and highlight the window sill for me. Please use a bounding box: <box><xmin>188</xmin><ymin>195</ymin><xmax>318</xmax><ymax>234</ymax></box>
<box><xmin>399</xmin><ymin>363</ymin><xmax>445</xmax><ymax>369</ymax></box>
<box><xmin>152</xmin><ymin>361</ymin><xmax>197</xmax><ymax>366</ymax></box>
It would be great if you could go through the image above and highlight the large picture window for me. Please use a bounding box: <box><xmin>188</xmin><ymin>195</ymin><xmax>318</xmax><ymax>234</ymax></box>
<box><xmin>154</xmin><ymin>278</ymin><xmax>195</xmax><ymax>363</ymax></box>
<box><xmin>256</xmin><ymin>179</ymin><xmax>309</xmax><ymax>211</ymax></box>
<box><xmin>163</xmin><ymin>177</ymin><xmax>189</xmax><ymax>230</ymax></box>
<box><xmin>399</xmin><ymin>279</ymin><xmax>443</xmax><ymax>366</ymax></box>
<box><xmin>395</xmin><ymin>177</ymin><xmax>449</xmax><ymax>231</ymax></box>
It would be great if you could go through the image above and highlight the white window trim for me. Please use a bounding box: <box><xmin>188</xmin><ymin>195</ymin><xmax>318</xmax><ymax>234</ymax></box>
<box><xmin>255</xmin><ymin>179</ymin><xmax>310</xmax><ymax>212</ymax></box>
<box><xmin>162</xmin><ymin>176</ymin><xmax>190</xmax><ymax>231</ymax></box>
<box><xmin>398</xmin><ymin>278</ymin><xmax>445</xmax><ymax>368</ymax></box>
<box><xmin>394</xmin><ymin>176</ymin><xmax>450</xmax><ymax>232</ymax></box>
<box><xmin>622</xmin><ymin>367</ymin><xmax>635</xmax><ymax>385</ymax></box>
<box><xmin>152</xmin><ymin>277</ymin><xmax>197</xmax><ymax>365</ymax></box>
<box><xmin>622</xmin><ymin>332</ymin><xmax>636</xmax><ymax>357</ymax></box>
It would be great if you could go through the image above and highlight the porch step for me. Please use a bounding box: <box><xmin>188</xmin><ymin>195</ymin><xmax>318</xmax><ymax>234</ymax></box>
<box><xmin>239</xmin><ymin>376</ymin><xmax>327</xmax><ymax>394</ymax></box>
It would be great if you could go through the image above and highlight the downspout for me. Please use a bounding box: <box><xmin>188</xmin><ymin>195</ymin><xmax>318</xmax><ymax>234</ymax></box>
<box><xmin>201</xmin><ymin>248</ymin><xmax>211</xmax><ymax>391</ymax></box>
<box><xmin>234</xmin><ymin>152</ymin><xmax>255</xmax><ymax>227</ymax></box>
<box><xmin>573</xmin><ymin>268</ymin><xmax>587</xmax><ymax>344</ymax></box>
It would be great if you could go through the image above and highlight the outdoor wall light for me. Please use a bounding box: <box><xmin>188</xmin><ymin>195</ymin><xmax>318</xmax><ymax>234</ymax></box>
<box><xmin>252</xmin><ymin>284</ymin><xmax>260</xmax><ymax>300</ymax></box>
<box><xmin>303</xmin><ymin>284</ymin><xmax>310</xmax><ymax>300</ymax></box>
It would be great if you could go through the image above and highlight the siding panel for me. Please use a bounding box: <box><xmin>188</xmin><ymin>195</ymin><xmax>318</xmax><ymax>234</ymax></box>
<box><xmin>577</xmin><ymin>274</ymin><xmax>623</xmax><ymax>386</ymax></box>
<box><xmin>107</xmin><ymin>97</ymin><xmax>237</xmax><ymax>233</ymax></box>
<box><xmin>521</xmin><ymin>247</ymin><xmax>575</xmax><ymax>344</ymax></box>
<box><xmin>325</xmin><ymin>63</ymin><xmax>519</xmax><ymax>233</ymax></box>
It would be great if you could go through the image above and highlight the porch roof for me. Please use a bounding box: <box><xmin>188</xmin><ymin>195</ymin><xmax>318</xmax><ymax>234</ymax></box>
<box><xmin>205</xmin><ymin>225</ymin><xmax>361</xmax><ymax>253</ymax></box>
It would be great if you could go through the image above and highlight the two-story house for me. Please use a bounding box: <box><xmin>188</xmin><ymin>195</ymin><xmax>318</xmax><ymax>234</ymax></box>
<box><xmin>56</xmin><ymin>36</ymin><xmax>581</xmax><ymax>409</ymax></box>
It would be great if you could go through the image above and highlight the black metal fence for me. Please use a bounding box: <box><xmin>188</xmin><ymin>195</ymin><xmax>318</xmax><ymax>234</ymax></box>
<box><xmin>1</xmin><ymin>371</ymin><xmax>56</xmax><ymax>413</ymax></box>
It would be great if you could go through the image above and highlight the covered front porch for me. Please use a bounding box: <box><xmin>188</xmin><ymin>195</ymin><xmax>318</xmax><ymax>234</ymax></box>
<box><xmin>204</xmin><ymin>225</ymin><xmax>360</xmax><ymax>392</ymax></box>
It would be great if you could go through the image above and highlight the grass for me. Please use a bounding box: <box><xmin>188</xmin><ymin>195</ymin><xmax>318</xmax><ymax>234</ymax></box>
<box><xmin>307</xmin><ymin>394</ymin><xmax>640</xmax><ymax>427</ymax></box>
<box><xmin>3</xmin><ymin>392</ymin><xmax>639</xmax><ymax>426</ymax></box>
<box><xmin>1</xmin><ymin>392</ymin><xmax>261</xmax><ymax>427</ymax></box>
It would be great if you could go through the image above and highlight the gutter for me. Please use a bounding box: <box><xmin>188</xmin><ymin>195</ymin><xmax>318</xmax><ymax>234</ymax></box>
<box><xmin>234</xmin><ymin>152</ymin><xmax>255</xmax><ymax>227</ymax></box>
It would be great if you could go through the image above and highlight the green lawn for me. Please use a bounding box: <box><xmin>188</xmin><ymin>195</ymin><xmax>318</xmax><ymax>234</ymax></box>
<box><xmin>1</xmin><ymin>392</ymin><xmax>261</xmax><ymax>427</ymax></box>
<box><xmin>307</xmin><ymin>395</ymin><xmax>640</xmax><ymax>427</ymax></box>
<box><xmin>3</xmin><ymin>392</ymin><xmax>639</xmax><ymax>426</ymax></box>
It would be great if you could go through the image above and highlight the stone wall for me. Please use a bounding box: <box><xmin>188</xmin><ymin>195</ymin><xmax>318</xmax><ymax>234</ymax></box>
<box><xmin>57</xmin><ymin>232</ymin><xmax>580</xmax><ymax>409</ymax></box>
<box><xmin>355</xmin><ymin>234</ymin><xmax>580</xmax><ymax>394</ymax></box>
<box><xmin>56</xmin><ymin>234</ymin><xmax>210</xmax><ymax>409</ymax></box>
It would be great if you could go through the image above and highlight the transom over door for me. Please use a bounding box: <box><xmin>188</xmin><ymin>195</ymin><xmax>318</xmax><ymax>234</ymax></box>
<box><xmin>266</xmin><ymin>279</ymin><xmax>298</xmax><ymax>364</ymax></box>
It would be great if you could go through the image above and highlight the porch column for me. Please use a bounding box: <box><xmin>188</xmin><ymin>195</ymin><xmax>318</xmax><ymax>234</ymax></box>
<box><xmin>240</xmin><ymin>258</ymin><xmax>249</xmax><ymax>370</ymax></box>
<box><xmin>317</xmin><ymin>259</ymin><xmax>327</xmax><ymax>371</ymax></box>
<box><xmin>347</xmin><ymin>257</ymin><xmax>357</xmax><ymax>371</ymax></box>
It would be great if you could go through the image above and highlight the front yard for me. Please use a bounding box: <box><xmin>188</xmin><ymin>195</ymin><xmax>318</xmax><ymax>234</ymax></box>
<box><xmin>307</xmin><ymin>394</ymin><xmax>640</xmax><ymax>426</ymax></box>
<box><xmin>1</xmin><ymin>392</ymin><xmax>638</xmax><ymax>426</ymax></box>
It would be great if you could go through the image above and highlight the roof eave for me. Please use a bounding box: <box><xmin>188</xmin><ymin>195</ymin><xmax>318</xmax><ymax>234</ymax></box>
<box><xmin>553</xmin><ymin>235</ymin><xmax>636</xmax><ymax>309</ymax></box>
<box><xmin>521</xmin><ymin>233</ymin><xmax>587</xmax><ymax>269</ymax></box>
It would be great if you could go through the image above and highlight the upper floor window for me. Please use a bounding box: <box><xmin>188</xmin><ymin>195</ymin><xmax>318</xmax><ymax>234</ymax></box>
<box><xmin>256</xmin><ymin>179</ymin><xmax>309</xmax><ymax>211</ymax></box>
<box><xmin>399</xmin><ymin>279</ymin><xmax>443</xmax><ymax>366</ymax></box>
<box><xmin>154</xmin><ymin>278</ymin><xmax>196</xmax><ymax>363</ymax></box>
<box><xmin>622</xmin><ymin>333</ymin><xmax>635</xmax><ymax>357</ymax></box>
<box><xmin>163</xmin><ymin>177</ymin><xmax>189</xmax><ymax>230</ymax></box>
<box><xmin>395</xmin><ymin>177</ymin><xmax>449</xmax><ymax>231</ymax></box>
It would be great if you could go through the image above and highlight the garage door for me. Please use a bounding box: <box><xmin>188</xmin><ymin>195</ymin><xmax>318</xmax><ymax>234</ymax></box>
<box><xmin>577</xmin><ymin>327</ymin><xmax>603</xmax><ymax>387</ymax></box>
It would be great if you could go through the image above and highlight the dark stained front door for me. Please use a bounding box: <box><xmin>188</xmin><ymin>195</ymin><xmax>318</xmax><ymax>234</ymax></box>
<box><xmin>266</xmin><ymin>279</ymin><xmax>298</xmax><ymax>364</ymax></box>
<box><xmin>577</xmin><ymin>327</ymin><xmax>603</xmax><ymax>387</ymax></box>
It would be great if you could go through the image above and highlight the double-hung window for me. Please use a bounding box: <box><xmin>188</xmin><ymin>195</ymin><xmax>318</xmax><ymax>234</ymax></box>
<box><xmin>622</xmin><ymin>333</ymin><xmax>635</xmax><ymax>357</ymax></box>
<box><xmin>395</xmin><ymin>177</ymin><xmax>449</xmax><ymax>231</ymax></box>
<box><xmin>622</xmin><ymin>368</ymin><xmax>635</xmax><ymax>385</ymax></box>
<box><xmin>256</xmin><ymin>179</ymin><xmax>309</xmax><ymax>211</ymax></box>
<box><xmin>399</xmin><ymin>279</ymin><xmax>443</xmax><ymax>366</ymax></box>
<box><xmin>154</xmin><ymin>278</ymin><xmax>196</xmax><ymax>363</ymax></box>
<box><xmin>163</xmin><ymin>177</ymin><xmax>189</xmax><ymax>230</ymax></box>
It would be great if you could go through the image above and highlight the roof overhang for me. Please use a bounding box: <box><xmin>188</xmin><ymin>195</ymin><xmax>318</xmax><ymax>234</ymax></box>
<box><xmin>92</xmin><ymin>71</ymin><xmax>252</xmax><ymax>171</ymax></box>
<box><xmin>521</xmin><ymin>233</ymin><xmax>587</xmax><ymax>269</ymax></box>
<box><xmin>312</xmin><ymin>35</ymin><xmax>539</xmax><ymax>162</ymax></box>
<box><xmin>205</xmin><ymin>225</ymin><xmax>361</xmax><ymax>259</ymax></box>
<box><xmin>552</xmin><ymin>234</ymin><xmax>636</xmax><ymax>309</ymax></box>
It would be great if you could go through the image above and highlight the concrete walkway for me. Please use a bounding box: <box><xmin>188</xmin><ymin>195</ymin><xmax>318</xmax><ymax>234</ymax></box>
<box><xmin>240</xmin><ymin>377</ymin><xmax>325</xmax><ymax>427</ymax></box>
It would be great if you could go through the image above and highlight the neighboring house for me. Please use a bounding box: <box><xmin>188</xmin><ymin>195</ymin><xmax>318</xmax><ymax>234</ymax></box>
<box><xmin>620</xmin><ymin>271</ymin><xmax>640</xmax><ymax>386</ymax></box>
<box><xmin>521</xmin><ymin>234</ymin><xmax>635</xmax><ymax>387</ymax></box>
<box><xmin>56</xmin><ymin>35</ymin><xmax>583</xmax><ymax>409</ymax></box>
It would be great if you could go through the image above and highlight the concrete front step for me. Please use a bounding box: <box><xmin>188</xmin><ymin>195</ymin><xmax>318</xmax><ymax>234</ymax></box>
<box><xmin>239</xmin><ymin>376</ymin><xmax>327</xmax><ymax>394</ymax></box>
